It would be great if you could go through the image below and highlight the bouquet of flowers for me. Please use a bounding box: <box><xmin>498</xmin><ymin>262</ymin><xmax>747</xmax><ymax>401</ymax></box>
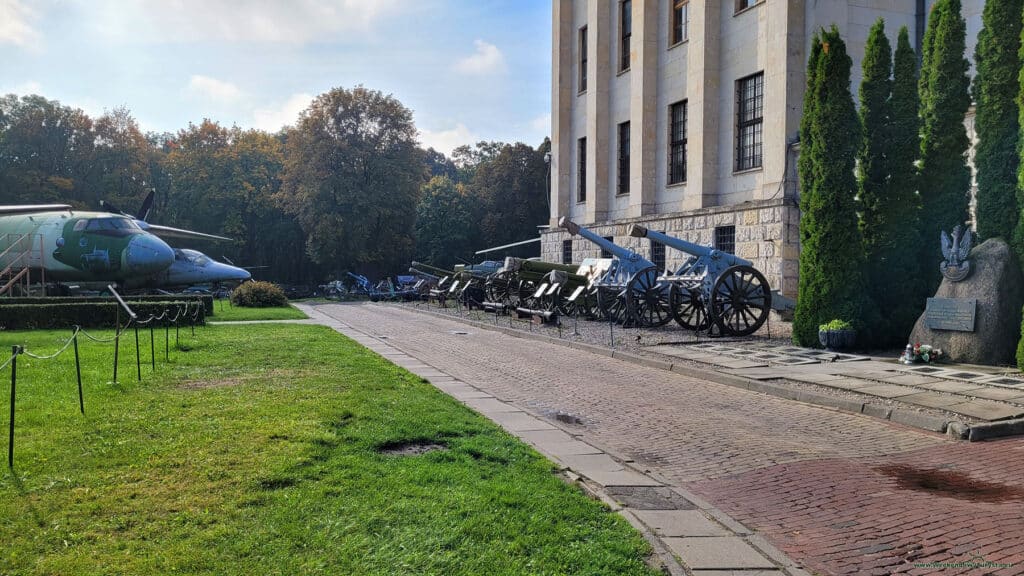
<box><xmin>899</xmin><ymin>342</ymin><xmax>944</xmax><ymax>364</ymax></box>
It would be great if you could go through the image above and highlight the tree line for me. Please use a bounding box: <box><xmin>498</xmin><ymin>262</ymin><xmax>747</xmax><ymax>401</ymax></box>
<box><xmin>0</xmin><ymin>87</ymin><xmax>549</xmax><ymax>284</ymax></box>
<box><xmin>794</xmin><ymin>0</ymin><xmax>1024</xmax><ymax>349</ymax></box>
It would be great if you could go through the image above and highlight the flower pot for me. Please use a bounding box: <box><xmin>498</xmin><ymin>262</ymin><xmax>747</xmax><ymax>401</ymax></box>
<box><xmin>818</xmin><ymin>328</ymin><xmax>856</xmax><ymax>350</ymax></box>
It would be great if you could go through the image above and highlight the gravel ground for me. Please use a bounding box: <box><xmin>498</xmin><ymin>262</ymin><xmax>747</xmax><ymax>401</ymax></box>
<box><xmin>395</xmin><ymin>300</ymin><xmax>980</xmax><ymax>425</ymax></box>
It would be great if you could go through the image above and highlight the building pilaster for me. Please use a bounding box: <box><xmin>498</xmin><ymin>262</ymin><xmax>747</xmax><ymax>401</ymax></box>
<box><xmin>686</xmin><ymin>0</ymin><xmax>720</xmax><ymax>210</ymax></box>
<box><xmin>586</xmin><ymin>0</ymin><xmax>610</xmax><ymax>224</ymax></box>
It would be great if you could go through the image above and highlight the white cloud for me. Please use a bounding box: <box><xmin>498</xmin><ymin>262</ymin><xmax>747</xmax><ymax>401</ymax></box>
<box><xmin>253</xmin><ymin>93</ymin><xmax>314</xmax><ymax>132</ymax></box>
<box><xmin>186</xmin><ymin>75</ymin><xmax>243</xmax><ymax>104</ymax></box>
<box><xmin>90</xmin><ymin>0</ymin><xmax>402</xmax><ymax>44</ymax></box>
<box><xmin>420</xmin><ymin>123</ymin><xmax>478</xmax><ymax>156</ymax></box>
<box><xmin>455</xmin><ymin>40</ymin><xmax>506</xmax><ymax>76</ymax></box>
<box><xmin>0</xmin><ymin>0</ymin><xmax>39</xmax><ymax>48</ymax></box>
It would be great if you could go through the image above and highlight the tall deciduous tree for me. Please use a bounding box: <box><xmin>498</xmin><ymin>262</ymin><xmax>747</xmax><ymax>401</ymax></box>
<box><xmin>278</xmin><ymin>86</ymin><xmax>425</xmax><ymax>277</ymax></box>
<box><xmin>414</xmin><ymin>176</ymin><xmax>477</xmax><ymax>269</ymax></box>
<box><xmin>793</xmin><ymin>27</ymin><xmax>874</xmax><ymax>347</ymax></box>
<box><xmin>858</xmin><ymin>21</ymin><xmax>924</xmax><ymax>346</ymax></box>
<box><xmin>974</xmin><ymin>0</ymin><xmax>1022</xmax><ymax>244</ymax></box>
<box><xmin>471</xmin><ymin>142</ymin><xmax>549</xmax><ymax>250</ymax></box>
<box><xmin>918</xmin><ymin>0</ymin><xmax>971</xmax><ymax>289</ymax></box>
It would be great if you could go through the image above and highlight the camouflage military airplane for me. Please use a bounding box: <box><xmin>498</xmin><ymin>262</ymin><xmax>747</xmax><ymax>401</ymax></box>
<box><xmin>123</xmin><ymin>248</ymin><xmax>251</xmax><ymax>290</ymax></box>
<box><xmin>0</xmin><ymin>195</ymin><xmax>236</xmax><ymax>289</ymax></box>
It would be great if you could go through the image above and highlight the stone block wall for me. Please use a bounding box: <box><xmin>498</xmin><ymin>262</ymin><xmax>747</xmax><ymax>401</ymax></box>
<box><xmin>542</xmin><ymin>198</ymin><xmax>801</xmax><ymax>298</ymax></box>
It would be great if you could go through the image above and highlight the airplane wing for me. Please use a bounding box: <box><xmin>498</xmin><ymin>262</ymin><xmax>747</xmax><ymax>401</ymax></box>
<box><xmin>140</xmin><ymin>222</ymin><xmax>234</xmax><ymax>242</ymax></box>
<box><xmin>0</xmin><ymin>204</ymin><xmax>72</xmax><ymax>215</ymax></box>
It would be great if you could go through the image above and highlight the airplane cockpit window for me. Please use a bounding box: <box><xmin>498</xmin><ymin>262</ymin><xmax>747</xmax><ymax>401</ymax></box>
<box><xmin>180</xmin><ymin>249</ymin><xmax>211</xmax><ymax>267</ymax></box>
<box><xmin>83</xmin><ymin>218</ymin><xmax>142</xmax><ymax>233</ymax></box>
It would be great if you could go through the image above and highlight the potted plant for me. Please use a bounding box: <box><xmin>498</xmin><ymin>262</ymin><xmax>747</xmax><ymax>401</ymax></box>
<box><xmin>818</xmin><ymin>319</ymin><xmax>856</xmax><ymax>350</ymax></box>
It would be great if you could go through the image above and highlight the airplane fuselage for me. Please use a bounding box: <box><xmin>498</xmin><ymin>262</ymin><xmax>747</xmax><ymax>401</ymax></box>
<box><xmin>0</xmin><ymin>210</ymin><xmax>175</xmax><ymax>282</ymax></box>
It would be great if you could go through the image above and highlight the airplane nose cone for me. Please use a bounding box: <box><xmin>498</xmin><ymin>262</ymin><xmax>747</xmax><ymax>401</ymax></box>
<box><xmin>125</xmin><ymin>234</ymin><xmax>174</xmax><ymax>275</ymax></box>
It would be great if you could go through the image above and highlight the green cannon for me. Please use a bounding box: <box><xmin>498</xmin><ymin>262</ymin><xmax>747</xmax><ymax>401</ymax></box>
<box><xmin>485</xmin><ymin>257</ymin><xmax>611</xmax><ymax>317</ymax></box>
<box><xmin>411</xmin><ymin>260</ymin><xmax>502</xmax><ymax>308</ymax></box>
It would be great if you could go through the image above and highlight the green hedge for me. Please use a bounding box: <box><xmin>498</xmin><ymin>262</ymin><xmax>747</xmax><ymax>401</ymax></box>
<box><xmin>0</xmin><ymin>295</ymin><xmax>214</xmax><ymax>316</ymax></box>
<box><xmin>0</xmin><ymin>302</ymin><xmax>206</xmax><ymax>330</ymax></box>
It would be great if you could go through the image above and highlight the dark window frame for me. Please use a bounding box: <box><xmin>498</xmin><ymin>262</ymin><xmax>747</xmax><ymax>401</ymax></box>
<box><xmin>735</xmin><ymin>0</ymin><xmax>764</xmax><ymax>13</ymax></box>
<box><xmin>669</xmin><ymin>101</ymin><xmax>687</xmax><ymax>184</ymax></box>
<box><xmin>714</xmin><ymin>226</ymin><xmax>736</xmax><ymax>255</ymax></box>
<box><xmin>617</xmin><ymin>121</ymin><xmax>630</xmax><ymax>195</ymax></box>
<box><xmin>601</xmin><ymin>236</ymin><xmax>614</xmax><ymax>259</ymax></box>
<box><xmin>577</xmin><ymin>137</ymin><xmax>587</xmax><ymax>203</ymax></box>
<box><xmin>735</xmin><ymin>72</ymin><xmax>764</xmax><ymax>172</ymax></box>
<box><xmin>562</xmin><ymin>239</ymin><xmax>573</xmax><ymax>264</ymax></box>
<box><xmin>620</xmin><ymin>0</ymin><xmax>632</xmax><ymax>72</ymax></box>
<box><xmin>651</xmin><ymin>239</ymin><xmax>666</xmax><ymax>272</ymax></box>
<box><xmin>578</xmin><ymin>26</ymin><xmax>588</xmax><ymax>93</ymax></box>
<box><xmin>671</xmin><ymin>0</ymin><xmax>688</xmax><ymax>45</ymax></box>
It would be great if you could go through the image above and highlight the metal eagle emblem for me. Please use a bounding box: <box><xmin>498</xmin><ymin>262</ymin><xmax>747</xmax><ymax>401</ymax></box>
<box><xmin>940</xmin><ymin>225</ymin><xmax>972</xmax><ymax>282</ymax></box>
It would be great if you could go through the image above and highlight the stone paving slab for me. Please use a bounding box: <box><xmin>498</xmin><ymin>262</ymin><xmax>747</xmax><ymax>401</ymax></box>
<box><xmin>534</xmin><ymin>440</ymin><xmax>604</xmax><ymax>456</ymax></box>
<box><xmin>947</xmin><ymin>399</ymin><xmax>1024</xmax><ymax>421</ymax></box>
<box><xmin>486</xmin><ymin>411</ymin><xmax>557</xmax><ymax>431</ymax></box>
<box><xmin>876</xmin><ymin>374</ymin><xmax>945</xmax><ymax>387</ymax></box>
<box><xmin>896</xmin><ymin>391</ymin><xmax>968</xmax><ymax>410</ymax></box>
<box><xmin>819</xmin><ymin>377</ymin><xmax>876</xmax><ymax>391</ymax></box>
<box><xmin>853</xmin><ymin>384</ymin><xmax>920</xmax><ymax>399</ymax></box>
<box><xmin>691</xmin><ymin>571</ymin><xmax>785</xmax><ymax>576</ymax></box>
<box><xmin>584</xmin><ymin>468</ymin><xmax>663</xmax><ymax>487</ymax></box>
<box><xmin>514</xmin><ymin>429</ymin><xmax>576</xmax><ymax>444</ymax></box>
<box><xmin>556</xmin><ymin>453</ymin><xmax>625</xmax><ymax>473</ymax></box>
<box><xmin>663</xmin><ymin>536</ymin><xmax>778</xmax><ymax>570</ymax></box>
<box><xmin>633</xmin><ymin>510</ymin><xmax>731</xmax><ymax>537</ymax></box>
<box><xmin>461</xmin><ymin>397</ymin><xmax>521</xmax><ymax>413</ymax></box>
<box><xmin>964</xmin><ymin>387</ymin><xmax>1024</xmax><ymax>402</ymax></box>
<box><xmin>917</xmin><ymin>379</ymin><xmax>987</xmax><ymax>394</ymax></box>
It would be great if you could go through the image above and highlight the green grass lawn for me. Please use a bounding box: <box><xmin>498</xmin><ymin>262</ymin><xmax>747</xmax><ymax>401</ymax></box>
<box><xmin>0</xmin><ymin>324</ymin><xmax>656</xmax><ymax>575</ymax></box>
<box><xmin>208</xmin><ymin>303</ymin><xmax>308</xmax><ymax>321</ymax></box>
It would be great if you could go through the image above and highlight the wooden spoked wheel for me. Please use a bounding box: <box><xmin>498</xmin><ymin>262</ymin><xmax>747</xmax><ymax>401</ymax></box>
<box><xmin>670</xmin><ymin>283</ymin><xmax>712</xmax><ymax>331</ymax></box>
<box><xmin>596</xmin><ymin>285</ymin><xmax>628</xmax><ymax>324</ymax></box>
<box><xmin>625</xmin><ymin>267</ymin><xmax>674</xmax><ymax>328</ymax></box>
<box><xmin>485</xmin><ymin>271</ymin><xmax>512</xmax><ymax>304</ymax></box>
<box><xmin>710</xmin><ymin>265</ymin><xmax>772</xmax><ymax>336</ymax></box>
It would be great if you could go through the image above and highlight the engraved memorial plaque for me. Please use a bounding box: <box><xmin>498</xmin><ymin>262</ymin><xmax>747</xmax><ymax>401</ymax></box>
<box><xmin>924</xmin><ymin>298</ymin><xmax>976</xmax><ymax>332</ymax></box>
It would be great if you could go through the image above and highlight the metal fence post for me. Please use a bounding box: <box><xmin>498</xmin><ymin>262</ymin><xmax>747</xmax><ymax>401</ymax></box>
<box><xmin>150</xmin><ymin>325</ymin><xmax>155</xmax><ymax>371</ymax></box>
<box><xmin>73</xmin><ymin>331</ymin><xmax>83</xmax><ymax>414</ymax></box>
<box><xmin>134</xmin><ymin>324</ymin><xmax>141</xmax><ymax>381</ymax></box>
<box><xmin>9</xmin><ymin>346</ymin><xmax>19</xmax><ymax>468</ymax></box>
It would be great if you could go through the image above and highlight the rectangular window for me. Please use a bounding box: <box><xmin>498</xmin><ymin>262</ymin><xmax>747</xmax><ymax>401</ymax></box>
<box><xmin>715</xmin><ymin>226</ymin><xmax>736</xmax><ymax>255</ymax></box>
<box><xmin>579</xmin><ymin>26</ymin><xmax>588</xmax><ymax>93</ymax></box>
<box><xmin>651</xmin><ymin>240</ymin><xmax>666</xmax><ymax>272</ymax></box>
<box><xmin>601</xmin><ymin>236</ymin><xmax>614</xmax><ymax>258</ymax></box>
<box><xmin>736</xmin><ymin>72</ymin><xmax>764</xmax><ymax>171</ymax></box>
<box><xmin>577</xmin><ymin>137</ymin><xmax>587</xmax><ymax>202</ymax></box>
<box><xmin>672</xmin><ymin>0</ymin><xmax>688</xmax><ymax>45</ymax></box>
<box><xmin>617</xmin><ymin>121</ymin><xmax>630</xmax><ymax>195</ymax></box>
<box><xmin>735</xmin><ymin>0</ymin><xmax>764</xmax><ymax>12</ymax></box>
<box><xmin>562</xmin><ymin>240</ymin><xmax>573</xmax><ymax>264</ymax></box>
<box><xmin>669</xmin><ymin>101</ymin><xmax>687</xmax><ymax>184</ymax></box>
<box><xmin>620</xmin><ymin>0</ymin><xmax>632</xmax><ymax>72</ymax></box>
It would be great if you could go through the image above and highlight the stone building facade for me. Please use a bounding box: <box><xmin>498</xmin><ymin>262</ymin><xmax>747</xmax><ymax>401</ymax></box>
<box><xmin>542</xmin><ymin>0</ymin><xmax>983</xmax><ymax>298</ymax></box>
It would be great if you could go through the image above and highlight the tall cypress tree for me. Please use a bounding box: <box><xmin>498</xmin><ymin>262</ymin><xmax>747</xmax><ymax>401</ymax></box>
<box><xmin>917</xmin><ymin>0</ymin><xmax>972</xmax><ymax>290</ymax></box>
<box><xmin>858</xmin><ymin>20</ymin><xmax>922</xmax><ymax>346</ymax></box>
<box><xmin>793</xmin><ymin>27</ymin><xmax>874</xmax><ymax>347</ymax></box>
<box><xmin>974</xmin><ymin>0</ymin><xmax>1022</xmax><ymax>243</ymax></box>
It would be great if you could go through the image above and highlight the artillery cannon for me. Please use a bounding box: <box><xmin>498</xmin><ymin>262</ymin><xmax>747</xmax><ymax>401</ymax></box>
<box><xmin>411</xmin><ymin>260</ymin><xmax>502</xmax><ymax>308</ymax></box>
<box><xmin>628</xmin><ymin>225</ymin><xmax>771</xmax><ymax>336</ymax></box>
<box><xmin>487</xmin><ymin>257</ymin><xmax>590</xmax><ymax>313</ymax></box>
<box><xmin>558</xmin><ymin>218</ymin><xmax>673</xmax><ymax>327</ymax></box>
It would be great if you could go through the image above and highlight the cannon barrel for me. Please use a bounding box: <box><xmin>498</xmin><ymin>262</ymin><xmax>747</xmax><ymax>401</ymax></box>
<box><xmin>628</xmin><ymin>224</ymin><xmax>753</xmax><ymax>268</ymax></box>
<box><xmin>408</xmin><ymin>267</ymin><xmax>440</xmax><ymax>281</ymax></box>
<box><xmin>411</xmin><ymin>261</ymin><xmax>456</xmax><ymax>277</ymax></box>
<box><xmin>558</xmin><ymin>217</ymin><xmax>653</xmax><ymax>267</ymax></box>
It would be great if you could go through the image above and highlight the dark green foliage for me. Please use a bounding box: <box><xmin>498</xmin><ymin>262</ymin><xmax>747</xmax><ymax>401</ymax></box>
<box><xmin>794</xmin><ymin>27</ymin><xmax>875</xmax><ymax>348</ymax></box>
<box><xmin>279</xmin><ymin>87</ymin><xmax>426</xmax><ymax>278</ymax></box>
<box><xmin>858</xmin><ymin>24</ymin><xmax>926</xmax><ymax>346</ymax></box>
<box><xmin>1018</xmin><ymin>306</ymin><xmax>1024</xmax><ymax>372</ymax></box>
<box><xmin>0</xmin><ymin>294</ymin><xmax>213</xmax><ymax>315</ymax></box>
<box><xmin>230</xmin><ymin>280</ymin><xmax>289</xmax><ymax>307</ymax></box>
<box><xmin>974</xmin><ymin>0</ymin><xmax>1023</xmax><ymax>244</ymax></box>
<box><xmin>918</xmin><ymin>0</ymin><xmax>972</xmax><ymax>289</ymax></box>
<box><xmin>414</xmin><ymin>176</ymin><xmax>478</xmax><ymax>269</ymax></box>
<box><xmin>0</xmin><ymin>301</ymin><xmax>201</xmax><ymax>330</ymax></box>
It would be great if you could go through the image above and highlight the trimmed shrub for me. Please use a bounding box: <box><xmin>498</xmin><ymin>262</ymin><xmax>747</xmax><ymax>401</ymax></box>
<box><xmin>0</xmin><ymin>295</ymin><xmax>214</xmax><ymax>316</ymax></box>
<box><xmin>0</xmin><ymin>301</ymin><xmax>204</xmax><ymax>330</ymax></box>
<box><xmin>918</xmin><ymin>0</ymin><xmax>972</xmax><ymax>291</ymax></box>
<box><xmin>793</xmin><ymin>27</ymin><xmax>876</xmax><ymax>348</ymax></box>
<box><xmin>230</xmin><ymin>281</ymin><xmax>288</xmax><ymax>307</ymax></box>
<box><xmin>1018</xmin><ymin>306</ymin><xmax>1024</xmax><ymax>373</ymax></box>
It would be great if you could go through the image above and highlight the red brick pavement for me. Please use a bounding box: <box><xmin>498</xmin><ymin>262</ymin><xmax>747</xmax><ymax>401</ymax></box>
<box><xmin>689</xmin><ymin>439</ymin><xmax>1024</xmax><ymax>575</ymax></box>
<box><xmin>312</xmin><ymin>304</ymin><xmax>1024</xmax><ymax>576</ymax></box>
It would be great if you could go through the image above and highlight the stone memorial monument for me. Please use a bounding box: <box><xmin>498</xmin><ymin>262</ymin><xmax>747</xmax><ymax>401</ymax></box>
<box><xmin>909</xmin><ymin>232</ymin><xmax>1023</xmax><ymax>365</ymax></box>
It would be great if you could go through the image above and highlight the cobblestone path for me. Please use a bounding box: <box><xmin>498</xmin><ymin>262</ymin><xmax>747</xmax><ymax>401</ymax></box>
<box><xmin>313</xmin><ymin>303</ymin><xmax>1024</xmax><ymax>575</ymax></box>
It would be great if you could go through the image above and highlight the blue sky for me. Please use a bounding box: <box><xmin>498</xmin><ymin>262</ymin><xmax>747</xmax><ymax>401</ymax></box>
<box><xmin>0</xmin><ymin>0</ymin><xmax>552</xmax><ymax>154</ymax></box>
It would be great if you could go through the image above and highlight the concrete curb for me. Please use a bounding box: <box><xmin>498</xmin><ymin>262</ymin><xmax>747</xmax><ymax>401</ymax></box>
<box><xmin>375</xmin><ymin>303</ymin><xmax>1024</xmax><ymax>441</ymax></box>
